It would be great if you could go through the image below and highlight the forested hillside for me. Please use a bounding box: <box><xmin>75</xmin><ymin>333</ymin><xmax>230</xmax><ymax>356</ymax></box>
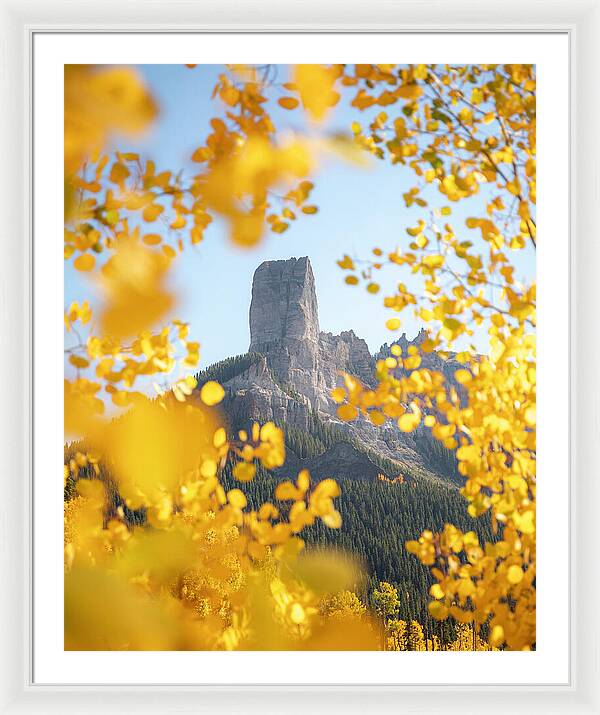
<box><xmin>219</xmin><ymin>461</ymin><xmax>493</xmax><ymax>641</ymax></box>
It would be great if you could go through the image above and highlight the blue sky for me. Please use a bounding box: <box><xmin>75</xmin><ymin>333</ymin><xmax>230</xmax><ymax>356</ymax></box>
<box><xmin>65</xmin><ymin>64</ymin><xmax>535</xmax><ymax>373</ymax></box>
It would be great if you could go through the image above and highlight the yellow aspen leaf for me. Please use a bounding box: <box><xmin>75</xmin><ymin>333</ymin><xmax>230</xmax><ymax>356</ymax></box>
<box><xmin>64</xmin><ymin>66</ymin><xmax>157</xmax><ymax>175</ymax></box>
<box><xmin>200</xmin><ymin>459</ymin><xmax>217</xmax><ymax>478</ymax></box>
<box><xmin>397</xmin><ymin>83</ymin><xmax>423</xmax><ymax>100</ymax></box>
<box><xmin>190</xmin><ymin>227</ymin><xmax>204</xmax><ymax>245</ymax></box>
<box><xmin>290</xmin><ymin>474</ymin><xmax>308</xmax><ymax>499</ymax></box>
<box><xmin>489</xmin><ymin>624</ymin><xmax>505</xmax><ymax>647</ymax></box>
<box><xmin>322</xmin><ymin>510</ymin><xmax>342</xmax><ymax>529</ymax></box>
<box><xmin>313</xmin><ymin>478</ymin><xmax>340</xmax><ymax>500</ymax></box>
<box><xmin>422</xmin><ymin>255</ymin><xmax>444</xmax><ymax>269</ymax></box>
<box><xmin>219</xmin><ymin>84</ymin><xmax>240</xmax><ymax>106</ymax></box>
<box><xmin>233</xmin><ymin>462</ymin><xmax>256</xmax><ymax>482</ymax></box>
<box><xmin>507</xmin><ymin>565</ymin><xmax>524</xmax><ymax>585</ymax></box>
<box><xmin>142</xmin><ymin>234</ymin><xmax>162</xmax><ymax>246</ymax></box>
<box><xmin>258</xmin><ymin>502</ymin><xmax>278</xmax><ymax>521</ymax></box>
<box><xmin>302</xmin><ymin>205</ymin><xmax>318</xmax><ymax>215</ymax></box>
<box><xmin>73</xmin><ymin>253</ymin><xmax>95</xmax><ymax>272</ymax></box>
<box><xmin>105</xmin><ymin>209</ymin><xmax>119</xmax><ymax>225</ymax></box>
<box><xmin>69</xmin><ymin>354</ymin><xmax>90</xmax><ymax>369</ymax></box>
<box><xmin>352</xmin><ymin>89</ymin><xmax>376</xmax><ymax>110</ymax></box>
<box><xmin>386</xmin><ymin>318</ymin><xmax>402</xmax><ymax>331</ymax></box>
<box><xmin>170</xmin><ymin>214</ymin><xmax>186</xmax><ymax>230</ymax></box>
<box><xmin>200</xmin><ymin>380</ymin><xmax>225</xmax><ymax>406</ymax></box>
<box><xmin>514</xmin><ymin>509</ymin><xmax>535</xmax><ymax>534</ymax></box>
<box><xmin>454</xmin><ymin>369</ymin><xmax>472</xmax><ymax>384</ymax></box>
<box><xmin>290</xmin><ymin>602</ymin><xmax>306</xmax><ymax>624</ymax></box>
<box><xmin>142</xmin><ymin>203</ymin><xmax>164</xmax><ymax>222</ymax></box>
<box><xmin>271</xmin><ymin>221</ymin><xmax>289</xmax><ymax>234</ymax></box>
<box><xmin>337</xmin><ymin>404</ymin><xmax>358</xmax><ymax>421</ymax></box>
<box><xmin>457</xmin><ymin>578</ymin><xmax>475</xmax><ymax>600</ymax></box>
<box><xmin>366</xmin><ymin>283</ymin><xmax>380</xmax><ymax>294</ymax></box>
<box><xmin>230</xmin><ymin>212</ymin><xmax>264</xmax><ymax>248</ymax></box>
<box><xmin>404</xmin><ymin>354</ymin><xmax>421</xmax><ymax>370</ymax></box>
<box><xmin>294</xmin><ymin>64</ymin><xmax>339</xmax><ymax>121</ymax></box>
<box><xmin>337</xmin><ymin>254</ymin><xmax>354</xmax><ymax>270</ymax></box>
<box><xmin>442</xmin><ymin>317</ymin><xmax>462</xmax><ymax>335</ymax></box>
<box><xmin>524</xmin><ymin>406</ymin><xmax>536</xmax><ymax>427</ymax></box>
<box><xmin>109</xmin><ymin>162</ymin><xmax>130</xmax><ymax>187</ymax></box>
<box><xmin>191</xmin><ymin>146</ymin><xmax>211</xmax><ymax>163</ymax></box>
<box><xmin>428</xmin><ymin>600</ymin><xmax>449</xmax><ymax>620</ymax></box>
<box><xmin>275</xmin><ymin>481</ymin><xmax>301</xmax><ymax>501</ymax></box>
<box><xmin>490</xmin><ymin>339</ymin><xmax>506</xmax><ymax>363</ymax></box>
<box><xmin>331</xmin><ymin>387</ymin><xmax>346</xmax><ymax>403</ymax></box>
<box><xmin>183</xmin><ymin>375</ymin><xmax>196</xmax><ymax>390</ymax></box>
<box><xmin>430</xmin><ymin>583</ymin><xmax>445</xmax><ymax>599</ymax></box>
<box><xmin>278</xmin><ymin>96</ymin><xmax>299</xmax><ymax>110</ymax></box>
<box><xmin>377</xmin><ymin>90</ymin><xmax>397</xmax><ymax>107</ymax></box>
<box><xmin>227</xmin><ymin>489</ymin><xmax>247</xmax><ymax>509</ymax></box>
<box><xmin>99</xmin><ymin>239</ymin><xmax>174</xmax><ymax>339</ymax></box>
<box><xmin>213</xmin><ymin>427</ymin><xmax>227</xmax><ymax>448</ymax></box>
<box><xmin>369</xmin><ymin>410</ymin><xmax>386</xmax><ymax>426</ymax></box>
<box><xmin>406</xmin><ymin>222</ymin><xmax>425</xmax><ymax>237</ymax></box>
<box><xmin>398</xmin><ymin>413</ymin><xmax>420</xmax><ymax>432</ymax></box>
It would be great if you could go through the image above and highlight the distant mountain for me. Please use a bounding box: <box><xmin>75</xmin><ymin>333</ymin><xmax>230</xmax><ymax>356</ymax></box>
<box><xmin>194</xmin><ymin>256</ymin><xmax>462</xmax><ymax>485</ymax></box>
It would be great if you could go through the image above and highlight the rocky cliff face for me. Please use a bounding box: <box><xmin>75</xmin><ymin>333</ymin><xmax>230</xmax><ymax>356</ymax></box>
<box><xmin>250</xmin><ymin>257</ymin><xmax>320</xmax><ymax>350</ymax></box>
<box><xmin>249</xmin><ymin>257</ymin><xmax>325</xmax><ymax>410</ymax></box>
<box><xmin>248</xmin><ymin>257</ymin><xmax>376</xmax><ymax>413</ymax></box>
<box><xmin>214</xmin><ymin>256</ymin><xmax>458</xmax><ymax>477</ymax></box>
<box><xmin>222</xmin><ymin>354</ymin><xmax>313</xmax><ymax>433</ymax></box>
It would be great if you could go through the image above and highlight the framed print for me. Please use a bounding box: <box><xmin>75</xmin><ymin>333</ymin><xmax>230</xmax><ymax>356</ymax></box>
<box><xmin>0</xmin><ymin>0</ymin><xmax>598</xmax><ymax>713</ymax></box>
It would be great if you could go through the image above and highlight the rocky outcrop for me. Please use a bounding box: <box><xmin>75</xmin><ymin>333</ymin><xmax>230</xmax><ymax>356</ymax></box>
<box><xmin>319</xmin><ymin>329</ymin><xmax>375</xmax><ymax>388</ymax></box>
<box><xmin>221</xmin><ymin>354</ymin><xmax>313</xmax><ymax>433</ymax></box>
<box><xmin>250</xmin><ymin>257</ymin><xmax>320</xmax><ymax>349</ymax></box>
<box><xmin>214</xmin><ymin>256</ymin><xmax>459</xmax><ymax>477</ymax></box>
<box><xmin>249</xmin><ymin>257</ymin><xmax>326</xmax><ymax>409</ymax></box>
<box><xmin>248</xmin><ymin>258</ymin><xmax>376</xmax><ymax>413</ymax></box>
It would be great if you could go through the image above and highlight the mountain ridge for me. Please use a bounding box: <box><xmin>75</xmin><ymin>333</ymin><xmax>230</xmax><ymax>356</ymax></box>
<box><xmin>195</xmin><ymin>256</ymin><xmax>462</xmax><ymax>484</ymax></box>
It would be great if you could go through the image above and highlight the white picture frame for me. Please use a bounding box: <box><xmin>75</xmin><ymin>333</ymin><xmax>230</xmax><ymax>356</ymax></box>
<box><xmin>0</xmin><ymin>0</ymin><xmax>596</xmax><ymax>712</ymax></box>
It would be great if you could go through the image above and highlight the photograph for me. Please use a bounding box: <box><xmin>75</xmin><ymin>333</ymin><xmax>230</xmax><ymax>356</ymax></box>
<box><xmin>63</xmin><ymin>62</ymin><xmax>536</xmax><ymax>652</ymax></box>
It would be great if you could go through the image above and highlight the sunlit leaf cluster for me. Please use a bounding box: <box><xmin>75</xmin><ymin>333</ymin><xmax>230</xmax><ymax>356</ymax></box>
<box><xmin>333</xmin><ymin>64</ymin><xmax>536</xmax><ymax>650</ymax></box>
